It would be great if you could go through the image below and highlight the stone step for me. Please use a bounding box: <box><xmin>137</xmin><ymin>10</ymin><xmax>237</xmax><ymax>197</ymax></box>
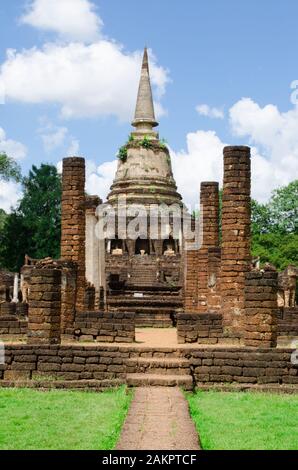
<box><xmin>126</xmin><ymin>373</ymin><xmax>193</xmax><ymax>391</ymax></box>
<box><xmin>126</xmin><ymin>357</ymin><xmax>191</xmax><ymax>375</ymax></box>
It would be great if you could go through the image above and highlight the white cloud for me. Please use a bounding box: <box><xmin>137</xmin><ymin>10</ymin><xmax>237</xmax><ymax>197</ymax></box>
<box><xmin>0</xmin><ymin>127</ymin><xmax>27</xmax><ymax>160</ymax></box>
<box><xmin>41</xmin><ymin>126</ymin><xmax>68</xmax><ymax>152</ymax></box>
<box><xmin>196</xmin><ymin>104</ymin><xmax>224</xmax><ymax>119</ymax></box>
<box><xmin>229</xmin><ymin>98</ymin><xmax>298</xmax><ymax>201</ymax></box>
<box><xmin>67</xmin><ymin>139</ymin><xmax>80</xmax><ymax>155</ymax></box>
<box><xmin>168</xmin><ymin>99</ymin><xmax>298</xmax><ymax>206</ymax></box>
<box><xmin>170</xmin><ymin>130</ymin><xmax>225</xmax><ymax>208</ymax></box>
<box><xmin>56</xmin><ymin>160</ymin><xmax>62</xmax><ymax>174</ymax></box>
<box><xmin>85</xmin><ymin>159</ymin><xmax>117</xmax><ymax>200</ymax></box>
<box><xmin>56</xmin><ymin>157</ymin><xmax>117</xmax><ymax>201</ymax></box>
<box><xmin>0</xmin><ymin>181</ymin><xmax>22</xmax><ymax>212</ymax></box>
<box><xmin>56</xmin><ymin>98</ymin><xmax>298</xmax><ymax>207</ymax></box>
<box><xmin>21</xmin><ymin>0</ymin><xmax>102</xmax><ymax>42</ymax></box>
<box><xmin>0</xmin><ymin>42</ymin><xmax>168</xmax><ymax>121</ymax></box>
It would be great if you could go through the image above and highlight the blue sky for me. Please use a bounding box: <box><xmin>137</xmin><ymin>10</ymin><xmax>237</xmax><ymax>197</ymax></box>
<box><xmin>0</xmin><ymin>0</ymin><xmax>298</xmax><ymax>211</ymax></box>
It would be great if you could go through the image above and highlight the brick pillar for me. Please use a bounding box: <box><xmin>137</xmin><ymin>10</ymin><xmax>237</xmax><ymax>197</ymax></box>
<box><xmin>244</xmin><ymin>271</ymin><xmax>278</xmax><ymax>347</ymax></box>
<box><xmin>27</xmin><ymin>266</ymin><xmax>61</xmax><ymax>344</ymax></box>
<box><xmin>60</xmin><ymin>261</ymin><xmax>77</xmax><ymax>334</ymax></box>
<box><xmin>197</xmin><ymin>182</ymin><xmax>220</xmax><ymax>312</ymax></box>
<box><xmin>221</xmin><ymin>146</ymin><xmax>251</xmax><ymax>340</ymax></box>
<box><xmin>207</xmin><ymin>247</ymin><xmax>221</xmax><ymax>312</ymax></box>
<box><xmin>61</xmin><ymin>157</ymin><xmax>86</xmax><ymax>311</ymax></box>
<box><xmin>184</xmin><ymin>249</ymin><xmax>198</xmax><ymax>311</ymax></box>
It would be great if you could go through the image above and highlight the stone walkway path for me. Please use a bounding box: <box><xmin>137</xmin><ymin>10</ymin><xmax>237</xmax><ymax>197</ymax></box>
<box><xmin>117</xmin><ymin>387</ymin><xmax>200</xmax><ymax>450</ymax></box>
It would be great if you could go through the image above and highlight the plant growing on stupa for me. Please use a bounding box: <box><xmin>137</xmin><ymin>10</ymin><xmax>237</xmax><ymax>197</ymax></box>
<box><xmin>117</xmin><ymin>145</ymin><xmax>128</xmax><ymax>162</ymax></box>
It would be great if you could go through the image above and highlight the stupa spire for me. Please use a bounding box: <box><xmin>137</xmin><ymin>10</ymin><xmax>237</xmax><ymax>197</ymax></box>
<box><xmin>131</xmin><ymin>48</ymin><xmax>158</xmax><ymax>138</ymax></box>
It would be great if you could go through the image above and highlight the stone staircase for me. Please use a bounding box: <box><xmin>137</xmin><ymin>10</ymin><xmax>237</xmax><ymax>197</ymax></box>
<box><xmin>126</xmin><ymin>355</ymin><xmax>193</xmax><ymax>391</ymax></box>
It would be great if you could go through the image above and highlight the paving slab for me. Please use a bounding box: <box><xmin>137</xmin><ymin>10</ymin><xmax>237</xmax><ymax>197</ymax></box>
<box><xmin>117</xmin><ymin>387</ymin><xmax>200</xmax><ymax>450</ymax></box>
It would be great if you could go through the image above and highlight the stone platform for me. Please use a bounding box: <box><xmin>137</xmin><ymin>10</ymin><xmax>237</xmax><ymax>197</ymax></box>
<box><xmin>0</xmin><ymin>328</ymin><xmax>298</xmax><ymax>393</ymax></box>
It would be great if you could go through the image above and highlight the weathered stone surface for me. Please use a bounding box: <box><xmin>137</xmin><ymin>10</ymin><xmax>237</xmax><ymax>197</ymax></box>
<box><xmin>243</xmin><ymin>271</ymin><xmax>278</xmax><ymax>347</ymax></box>
<box><xmin>221</xmin><ymin>146</ymin><xmax>251</xmax><ymax>339</ymax></box>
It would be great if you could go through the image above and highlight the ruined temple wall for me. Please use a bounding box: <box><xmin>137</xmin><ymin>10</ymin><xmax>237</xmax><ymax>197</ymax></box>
<box><xmin>197</xmin><ymin>182</ymin><xmax>220</xmax><ymax>312</ymax></box>
<box><xmin>184</xmin><ymin>183</ymin><xmax>220</xmax><ymax>313</ymax></box>
<box><xmin>72</xmin><ymin>311</ymin><xmax>135</xmax><ymax>343</ymax></box>
<box><xmin>277</xmin><ymin>308</ymin><xmax>298</xmax><ymax>336</ymax></box>
<box><xmin>27</xmin><ymin>267</ymin><xmax>61</xmax><ymax>345</ymax></box>
<box><xmin>60</xmin><ymin>262</ymin><xmax>77</xmax><ymax>333</ymax></box>
<box><xmin>1</xmin><ymin>345</ymin><xmax>297</xmax><ymax>389</ymax></box>
<box><xmin>177</xmin><ymin>312</ymin><xmax>223</xmax><ymax>344</ymax></box>
<box><xmin>244</xmin><ymin>271</ymin><xmax>278</xmax><ymax>348</ymax></box>
<box><xmin>207</xmin><ymin>247</ymin><xmax>221</xmax><ymax>312</ymax></box>
<box><xmin>184</xmin><ymin>250</ymin><xmax>198</xmax><ymax>311</ymax></box>
<box><xmin>221</xmin><ymin>146</ymin><xmax>251</xmax><ymax>339</ymax></box>
<box><xmin>61</xmin><ymin>157</ymin><xmax>86</xmax><ymax>311</ymax></box>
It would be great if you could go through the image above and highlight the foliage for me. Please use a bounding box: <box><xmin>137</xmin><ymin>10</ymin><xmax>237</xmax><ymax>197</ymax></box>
<box><xmin>252</xmin><ymin>232</ymin><xmax>298</xmax><ymax>270</ymax></box>
<box><xmin>188</xmin><ymin>391</ymin><xmax>298</xmax><ymax>450</ymax></box>
<box><xmin>117</xmin><ymin>145</ymin><xmax>128</xmax><ymax>162</ymax></box>
<box><xmin>0</xmin><ymin>212</ymin><xmax>31</xmax><ymax>272</ymax></box>
<box><xmin>252</xmin><ymin>180</ymin><xmax>298</xmax><ymax>235</ymax></box>
<box><xmin>0</xmin><ymin>152</ymin><xmax>22</xmax><ymax>182</ymax></box>
<box><xmin>269</xmin><ymin>180</ymin><xmax>298</xmax><ymax>233</ymax></box>
<box><xmin>251</xmin><ymin>180</ymin><xmax>298</xmax><ymax>269</ymax></box>
<box><xmin>140</xmin><ymin>135</ymin><xmax>151</xmax><ymax>148</ymax></box>
<box><xmin>217</xmin><ymin>181</ymin><xmax>297</xmax><ymax>269</ymax></box>
<box><xmin>159</xmin><ymin>138</ymin><xmax>168</xmax><ymax>149</ymax></box>
<box><xmin>0</xmin><ymin>387</ymin><xmax>132</xmax><ymax>450</ymax></box>
<box><xmin>0</xmin><ymin>164</ymin><xmax>61</xmax><ymax>271</ymax></box>
<box><xmin>0</xmin><ymin>209</ymin><xmax>7</xmax><ymax>231</ymax></box>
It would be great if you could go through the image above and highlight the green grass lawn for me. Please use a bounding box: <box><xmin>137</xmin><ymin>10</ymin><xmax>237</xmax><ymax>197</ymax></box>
<box><xmin>0</xmin><ymin>387</ymin><xmax>132</xmax><ymax>450</ymax></box>
<box><xmin>187</xmin><ymin>391</ymin><xmax>298</xmax><ymax>450</ymax></box>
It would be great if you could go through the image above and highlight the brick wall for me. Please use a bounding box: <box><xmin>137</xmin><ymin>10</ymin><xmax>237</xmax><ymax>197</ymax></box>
<box><xmin>177</xmin><ymin>312</ymin><xmax>223</xmax><ymax>344</ymax></box>
<box><xmin>277</xmin><ymin>308</ymin><xmax>298</xmax><ymax>337</ymax></box>
<box><xmin>70</xmin><ymin>311</ymin><xmax>135</xmax><ymax>343</ymax></box>
<box><xmin>207</xmin><ymin>247</ymin><xmax>221</xmax><ymax>312</ymax></box>
<box><xmin>244</xmin><ymin>271</ymin><xmax>278</xmax><ymax>347</ymax></box>
<box><xmin>0</xmin><ymin>302</ymin><xmax>16</xmax><ymax>315</ymax></box>
<box><xmin>0</xmin><ymin>345</ymin><xmax>297</xmax><ymax>389</ymax></box>
<box><xmin>0</xmin><ymin>315</ymin><xmax>28</xmax><ymax>338</ymax></box>
<box><xmin>184</xmin><ymin>249</ymin><xmax>198</xmax><ymax>311</ymax></box>
<box><xmin>28</xmin><ymin>266</ymin><xmax>61</xmax><ymax>345</ymax></box>
<box><xmin>0</xmin><ymin>345</ymin><xmax>127</xmax><ymax>385</ymax></box>
<box><xmin>61</xmin><ymin>262</ymin><xmax>77</xmax><ymax>333</ymax></box>
<box><xmin>187</xmin><ymin>348</ymin><xmax>297</xmax><ymax>386</ymax></box>
<box><xmin>197</xmin><ymin>182</ymin><xmax>220</xmax><ymax>312</ymax></box>
<box><xmin>61</xmin><ymin>157</ymin><xmax>86</xmax><ymax>311</ymax></box>
<box><xmin>221</xmin><ymin>146</ymin><xmax>251</xmax><ymax>339</ymax></box>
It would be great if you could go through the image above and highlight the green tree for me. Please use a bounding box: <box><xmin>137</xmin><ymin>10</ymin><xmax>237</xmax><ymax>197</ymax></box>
<box><xmin>0</xmin><ymin>152</ymin><xmax>21</xmax><ymax>182</ymax></box>
<box><xmin>19</xmin><ymin>164</ymin><xmax>62</xmax><ymax>259</ymax></box>
<box><xmin>0</xmin><ymin>164</ymin><xmax>61</xmax><ymax>271</ymax></box>
<box><xmin>0</xmin><ymin>208</ymin><xmax>7</xmax><ymax>231</ymax></box>
<box><xmin>252</xmin><ymin>232</ymin><xmax>298</xmax><ymax>270</ymax></box>
<box><xmin>269</xmin><ymin>180</ymin><xmax>298</xmax><ymax>233</ymax></box>
<box><xmin>251</xmin><ymin>199</ymin><xmax>272</xmax><ymax>235</ymax></box>
<box><xmin>251</xmin><ymin>180</ymin><xmax>298</xmax><ymax>269</ymax></box>
<box><xmin>0</xmin><ymin>212</ymin><xmax>31</xmax><ymax>272</ymax></box>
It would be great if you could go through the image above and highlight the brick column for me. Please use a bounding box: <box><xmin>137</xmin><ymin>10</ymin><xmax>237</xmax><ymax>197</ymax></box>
<box><xmin>184</xmin><ymin>249</ymin><xmax>198</xmax><ymax>311</ymax></box>
<box><xmin>221</xmin><ymin>146</ymin><xmax>251</xmax><ymax>339</ymax></box>
<box><xmin>197</xmin><ymin>182</ymin><xmax>220</xmax><ymax>312</ymax></box>
<box><xmin>207</xmin><ymin>247</ymin><xmax>221</xmax><ymax>312</ymax></box>
<box><xmin>61</xmin><ymin>157</ymin><xmax>86</xmax><ymax>311</ymax></box>
<box><xmin>60</xmin><ymin>261</ymin><xmax>77</xmax><ymax>334</ymax></box>
<box><xmin>244</xmin><ymin>271</ymin><xmax>278</xmax><ymax>347</ymax></box>
<box><xmin>27</xmin><ymin>266</ymin><xmax>61</xmax><ymax>344</ymax></box>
